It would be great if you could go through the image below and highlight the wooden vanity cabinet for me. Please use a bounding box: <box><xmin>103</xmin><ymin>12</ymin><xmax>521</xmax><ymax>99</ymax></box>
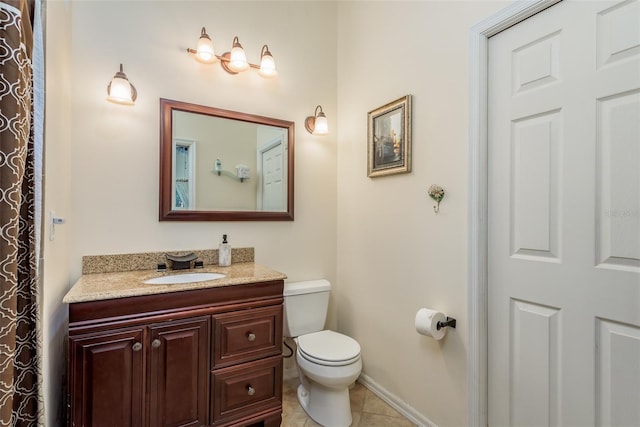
<box><xmin>67</xmin><ymin>280</ymin><xmax>284</xmax><ymax>427</ymax></box>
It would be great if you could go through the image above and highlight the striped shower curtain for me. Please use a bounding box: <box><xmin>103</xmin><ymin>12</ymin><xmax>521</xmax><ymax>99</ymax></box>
<box><xmin>0</xmin><ymin>0</ymin><xmax>44</xmax><ymax>425</ymax></box>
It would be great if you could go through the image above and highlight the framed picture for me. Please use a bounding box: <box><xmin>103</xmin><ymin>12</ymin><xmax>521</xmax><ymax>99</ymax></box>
<box><xmin>367</xmin><ymin>95</ymin><xmax>412</xmax><ymax>177</ymax></box>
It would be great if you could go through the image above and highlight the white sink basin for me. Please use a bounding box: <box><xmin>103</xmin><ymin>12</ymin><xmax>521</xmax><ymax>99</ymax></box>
<box><xmin>143</xmin><ymin>272</ymin><xmax>226</xmax><ymax>285</ymax></box>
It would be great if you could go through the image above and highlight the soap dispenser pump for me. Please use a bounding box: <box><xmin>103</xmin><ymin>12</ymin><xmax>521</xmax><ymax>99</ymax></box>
<box><xmin>218</xmin><ymin>234</ymin><xmax>231</xmax><ymax>267</ymax></box>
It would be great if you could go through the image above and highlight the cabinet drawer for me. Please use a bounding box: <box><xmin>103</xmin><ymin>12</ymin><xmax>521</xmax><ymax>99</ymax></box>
<box><xmin>212</xmin><ymin>305</ymin><xmax>282</xmax><ymax>367</ymax></box>
<box><xmin>210</xmin><ymin>356</ymin><xmax>282</xmax><ymax>425</ymax></box>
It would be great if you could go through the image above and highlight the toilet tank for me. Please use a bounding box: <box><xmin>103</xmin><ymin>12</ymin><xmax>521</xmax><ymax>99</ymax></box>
<box><xmin>283</xmin><ymin>280</ymin><xmax>331</xmax><ymax>337</ymax></box>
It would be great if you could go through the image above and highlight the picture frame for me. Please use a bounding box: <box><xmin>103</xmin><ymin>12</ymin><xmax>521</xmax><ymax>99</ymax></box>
<box><xmin>367</xmin><ymin>95</ymin><xmax>412</xmax><ymax>178</ymax></box>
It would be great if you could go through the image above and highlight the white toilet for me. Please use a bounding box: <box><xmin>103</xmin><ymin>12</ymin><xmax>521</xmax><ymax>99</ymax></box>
<box><xmin>283</xmin><ymin>280</ymin><xmax>362</xmax><ymax>427</ymax></box>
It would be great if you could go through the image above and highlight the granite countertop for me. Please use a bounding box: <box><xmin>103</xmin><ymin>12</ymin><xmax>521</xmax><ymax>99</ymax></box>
<box><xmin>63</xmin><ymin>262</ymin><xmax>287</xmax><ymax>304</ymax></box>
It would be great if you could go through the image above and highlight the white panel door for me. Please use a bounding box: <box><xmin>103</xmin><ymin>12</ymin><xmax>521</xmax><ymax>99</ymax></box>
<box><xmin>261</xmin><ymin>139</ymin><xmax>284</xmax><ymax>211</ymax></box>
<box><xmin>488</xmin><ymin>1</ymin><xmax>640</xmax><ymax>425</ymax></box>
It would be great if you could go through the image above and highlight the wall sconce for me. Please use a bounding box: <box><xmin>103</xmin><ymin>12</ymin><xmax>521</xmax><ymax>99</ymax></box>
<box><xmin>187</xmin><ymin>27</ymin><xmax>277</xmax><ymax>78</ymax></box>
<box><xmin>305</xmin><ymin>105</ymin><xmax>329</xmax><ymax>135</ymax></box>
<box><xmin>106</xmin><ymin>64</ymin><xmax>137</xmax><ymax>105</ymax></box>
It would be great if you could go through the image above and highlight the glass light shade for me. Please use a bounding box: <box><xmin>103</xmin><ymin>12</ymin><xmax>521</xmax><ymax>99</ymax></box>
<box><xmin>107</xmin><ymin>77</ymin><xmax>135</xmax><ymax>105</ymax></box>
<box><xmin>313</xmin><ymin>114</ymin><xmax>329</xmax><ymax>135</ymax></box>
<box><xmin>258</xmin><ymin>47</ymin><xmax>277</xmax><ymax>78</ymax></box>
<box><xmin>196</xmin><ymin>35</ymin><xmax>216</xmax><ymax>63</ymax></box>
<box><xmin>228</xmin><ymin>39</ymin><xmax>249</xmax><ymax>72</ymax></box>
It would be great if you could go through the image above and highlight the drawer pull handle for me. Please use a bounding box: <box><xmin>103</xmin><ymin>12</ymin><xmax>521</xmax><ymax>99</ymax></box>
<box><xmin>247</xmin><ymin>332</ymin><xmax>256</xmax><ymax>342</ymax></box>
<box><xmin>132</xmin><ymin>342</ymin><xmax>142</xmax><ymax>352</ymax></box>
<box><xmin>152</xmin><ymin>339</ymin><xmax>162</xmax><ymax>348</ymax></box>
<box><xmin>247</xmin><ymin>385</ymin><xmax>256</xmax><ymax>396</ymax></box>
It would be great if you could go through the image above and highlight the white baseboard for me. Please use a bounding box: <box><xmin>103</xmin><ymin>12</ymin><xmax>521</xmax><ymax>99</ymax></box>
<box><xmin>357</xmin><ymin>373</ymin><xmax>438</xmax><ymax>427</ymax></box>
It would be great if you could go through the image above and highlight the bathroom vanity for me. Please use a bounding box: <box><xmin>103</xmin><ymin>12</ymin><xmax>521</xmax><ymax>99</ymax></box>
<box><xmin>64</xmin><ymin>258</ymin><xmax>286</xmax><ymax>427</ymax></box>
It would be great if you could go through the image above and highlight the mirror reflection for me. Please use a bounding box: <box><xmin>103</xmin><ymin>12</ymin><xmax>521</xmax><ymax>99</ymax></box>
<box><xmin>159</xmin><ymin>99</ymin><xmax>294</xmax><ymax>221</ymax></box>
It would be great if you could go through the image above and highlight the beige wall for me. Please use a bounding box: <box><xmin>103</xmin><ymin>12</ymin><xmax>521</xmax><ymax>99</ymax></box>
<box><xmin>43</xmin><ymin>1</ymin><xmax>72</xmax><ymax>425</ymax></box>
<box><xmin>336</xmin><ymin>2</ymin><xmax>506</xmax><ymax>426</ymax></box>
<box><xmin>65</xmin><ymin>0</ymin><xmax>337</xmax><ymax>283</ymax></box>
<box><xmin>44</xmin><ymin>0</ymin><xmax>337</xmax><ymax>424</ymax></box>
<box><xmin>43</xmin><ymin>1</ymin><xmax>515</xmax><ymax>426</ymax></box>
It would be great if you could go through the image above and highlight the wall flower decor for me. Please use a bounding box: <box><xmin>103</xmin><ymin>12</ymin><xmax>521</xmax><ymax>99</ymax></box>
<box><xmin>428</xmin><ymin>185</ymin><xmax>445</xmax><ymax>214</ymax></box>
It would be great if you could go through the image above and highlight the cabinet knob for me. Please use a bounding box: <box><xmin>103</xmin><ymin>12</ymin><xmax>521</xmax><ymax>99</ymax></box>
<box><xmin>132</xmin><ymin>342</ymin><xmax>142</xmax><ymax>352</ymax></box>
<box><xmin>247</xmin><ymin>385</ymin><xmax>256</xmax><ymax>396</ymax></box>
<box><xmin>247</xmin><ymin>332</ymin><xmax>256</xmax><ymax>342</ymax></box>
<box><xmin>152</xmin><ymin>339</ymin><xmax>162</xmax><ymax>348</ymax></box>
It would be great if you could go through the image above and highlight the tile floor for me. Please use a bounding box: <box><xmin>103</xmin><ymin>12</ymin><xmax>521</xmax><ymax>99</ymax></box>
<box><xmin>282</xmin><ymin>378</ymin><xmax>417</xmax><ymax>427</ymax></box>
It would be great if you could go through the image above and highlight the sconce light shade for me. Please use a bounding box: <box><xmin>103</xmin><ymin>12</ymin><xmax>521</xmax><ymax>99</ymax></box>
<box><xmin>107</xmin><ymin>64</ymin><xmax>137</xmax><ymax>105</ymax></box>
<box><xmin>195</xmin><ymin>27</ymin><xmax>216</xmax><ymax>63</ymax></box>
<box><xmin>228</xmin><ymin>36</ymin><xmax>249</xmax><ymax>72</ymax></box>
<box><xmin>258</xmin><ymin>45</ymin><xmax>277</xmax><ymax>78</ymax></box>
<box><xmin>305</xmin><ymin>105</ymin><xmax>329</xmax><ymax>135</ymax></box>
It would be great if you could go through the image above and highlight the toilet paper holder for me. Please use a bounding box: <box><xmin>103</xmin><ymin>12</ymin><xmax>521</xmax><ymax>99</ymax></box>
<box><xmin>436</xmin><ymin>317</ymin><xmax>456</xmax><ymax>330</ymax></box>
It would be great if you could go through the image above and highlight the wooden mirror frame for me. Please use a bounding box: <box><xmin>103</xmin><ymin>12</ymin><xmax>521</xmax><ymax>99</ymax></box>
<box><xmin>159</xmin><ymin>98</ymin><xmax>295</xmax><ymax>221</ymax></box>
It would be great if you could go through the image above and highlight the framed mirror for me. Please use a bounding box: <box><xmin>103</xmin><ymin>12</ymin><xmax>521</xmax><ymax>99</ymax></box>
<box><xmin>159</xmin><ymin>99</ymin><xmax>294</xmax><ymax>221</ymax></box>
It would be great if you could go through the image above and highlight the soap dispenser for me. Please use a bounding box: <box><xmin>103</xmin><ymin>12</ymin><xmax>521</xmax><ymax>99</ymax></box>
<box><xmin>218</xmin><ymin>234</ymin><xmax>231</xmax><ymax>267</ymax></box>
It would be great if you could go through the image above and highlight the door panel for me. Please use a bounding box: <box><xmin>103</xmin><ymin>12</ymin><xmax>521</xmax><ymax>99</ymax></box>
<box><xmin>596</xmin><ymin>319</ymin><xmax>640</xmax><ymax>425</ymax></box>
<box><xmin>510</xmin><ymin>110</ymin><xmax>562</xmax><ymax>261</ymax></box>
<box><xmin>261</xmin><ymin>140</ymin><xmax>284</xmax><ymax>211</ymax></box>
<box><xmin>596</xmin><ymin>91</ymin><xmax>640</xmax><ymax>270</ymax></box>
<box><xmin>488</xmin><ymin>0</ymin><xmax>640</xmax><ymax>425</ymax></box>
<box><xmin>148</xmin><ymin>317</ymin><xmax>209</xmax><ymax>427</ymax></box>
<box><xmin>69</xmin><ymin>328</ymin><xmax>145</xmax><ymax>427</ymax></box>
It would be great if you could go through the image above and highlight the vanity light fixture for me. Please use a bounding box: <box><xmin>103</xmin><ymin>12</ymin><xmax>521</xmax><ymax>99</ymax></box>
<box><xmin>193</xmin><ymin>27</ymin><xmax>216</xmax><ymax>64</ymax></box>
<box><xmin>227</xmin><ymin>36</ymin><xmax>249</xmax><ymax>72</ymax></box>
<box><xmin>106</xmin><ymin>64</ymin><xmax>137</xmax><ymax>105</ymax></box>
<box><xmin>304</xmin><ymin>105</ymin><xmax>329</xmax><ymax>135</ymax></box>
<box><xmin>187</xmin><ymin>28</ymin><xmax>277</xmax><ymax>78</ymax></box>
<box><xmin>258</xmin><ymin>45</ymin><xmax>277</xmax><ymax>78</ymax></box>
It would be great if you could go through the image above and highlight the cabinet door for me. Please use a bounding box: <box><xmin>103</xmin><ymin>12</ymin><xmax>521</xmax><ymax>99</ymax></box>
<box><xmin>69</xmin><ymin>328</ymin><xmax>145</xmax><ymax>427</ymax></box>
<box><xmin>148</xmin><ymin>317</ymin><xmax>210</xmax><ymax>427</ymax></box>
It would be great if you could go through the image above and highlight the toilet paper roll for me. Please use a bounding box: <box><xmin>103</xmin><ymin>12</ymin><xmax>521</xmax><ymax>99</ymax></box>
<box><xmin>414</xmin><ymin>308</ymin><xmax>447</xmax><ymax>340</ymax></box>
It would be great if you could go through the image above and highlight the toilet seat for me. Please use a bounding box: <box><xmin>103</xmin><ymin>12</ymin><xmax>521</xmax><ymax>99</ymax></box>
<box><xmin>297</xmin><ymin>330</ymin><xmax>361</xmax><ymax>366</ymax></box>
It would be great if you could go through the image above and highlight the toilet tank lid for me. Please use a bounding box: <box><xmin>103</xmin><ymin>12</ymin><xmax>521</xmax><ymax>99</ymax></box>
<box><xmin>283</xmin><ymin>279</ymin><xmax>331</xmax><ymax>296</ymax></box>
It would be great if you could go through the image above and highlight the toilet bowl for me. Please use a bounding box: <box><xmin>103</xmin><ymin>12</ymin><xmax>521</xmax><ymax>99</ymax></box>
<box><xmin>283</xmin><ymin>281</ymin><xmax>362</xmax><ymax>427</ymax></box>
<box><xmin>295</xmin><ymin>331</ymin><xmax>362</xmax><ymax>427</ymax></box>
